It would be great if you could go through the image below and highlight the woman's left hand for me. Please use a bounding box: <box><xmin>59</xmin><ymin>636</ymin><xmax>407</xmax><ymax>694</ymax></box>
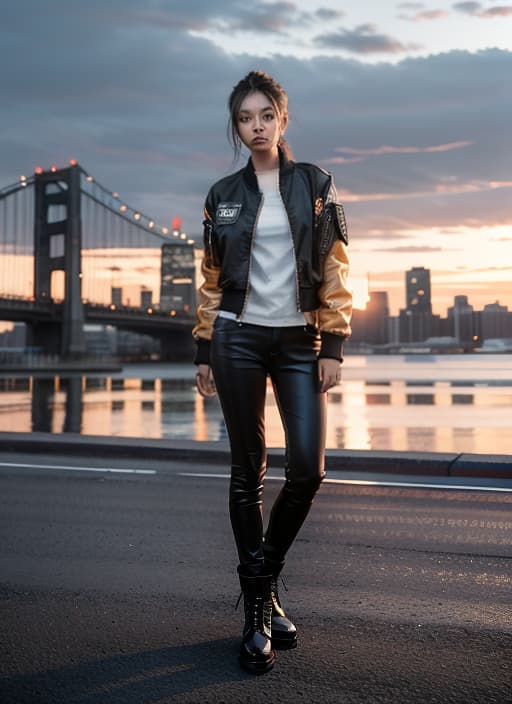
<box><xmin>318</xmin><ymin>358</ymin><xmax>342</xmax><ymax>393</ymax></box>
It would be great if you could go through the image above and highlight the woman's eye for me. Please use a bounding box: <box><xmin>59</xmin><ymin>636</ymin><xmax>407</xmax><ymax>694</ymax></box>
<box><xmin>239</xmin><ymin>116</ymin><xmax>250</xmax><ymax>123</ymax></box>
<box><xmin>263</xmin><ymin>113</ymin><xmax>274</xmax><ymax>121</ymax></box>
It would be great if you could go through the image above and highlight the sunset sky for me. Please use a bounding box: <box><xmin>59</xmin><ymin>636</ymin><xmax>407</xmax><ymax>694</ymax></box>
<box><xmin>1</xmin><ymin>0</ymin><xmax>511</xmax><ymax>314</ymax></box>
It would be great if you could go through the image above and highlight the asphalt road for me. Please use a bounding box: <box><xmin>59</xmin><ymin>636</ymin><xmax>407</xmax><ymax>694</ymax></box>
<box><xmin>0</xmin><ymin>452</ymin><xmax>511</xmax><ymax>704</ymax></box>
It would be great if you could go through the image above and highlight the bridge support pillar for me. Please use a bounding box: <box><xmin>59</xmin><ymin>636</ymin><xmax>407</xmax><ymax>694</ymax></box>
<box><xmin>26</xmin><ymin>321</ymin><xmax>62</xmax><ymax>356</ymax></box>
<box><xmin>34</xmin><ymin>165</ymin><xmax>86</xmax><ymax>358</ymax></box>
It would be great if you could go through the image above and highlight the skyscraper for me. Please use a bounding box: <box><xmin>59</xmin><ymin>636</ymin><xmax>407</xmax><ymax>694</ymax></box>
<box><xmin>399</xmin><ymin>267</ymin><xmax>436</xmax><ymax>342</ymax></box>
<box><xmin>406</xmin><ymin>267</ymin><xmax>432</xmax><ymax>314</ymax></box>
<box><xmin>447</xmin><ymin>295</ymin><xmax>474</xmax><ymax>347</ymax></box>
<box><xmin>365</xmin><ymin>291</ymin><xmax>390</xmax><ymax>345</ymax></box>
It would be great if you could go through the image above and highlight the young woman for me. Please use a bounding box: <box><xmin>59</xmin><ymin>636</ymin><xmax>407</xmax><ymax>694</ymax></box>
<box><xmin>193</xmin><ymin>71</ymin><xmax>352</xmax><ymax>674</ymax></box>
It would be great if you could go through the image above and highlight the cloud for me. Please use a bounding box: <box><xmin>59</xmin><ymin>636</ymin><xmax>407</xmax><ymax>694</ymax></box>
<box><xmin>324</xmin><ymin>141</ymin><xmax>473</xmax><ymax>164</ymax></box>
<box><xmin>480</xmin><ymin>5</ymin><xmax>512</xmax><ymax>16</ymax></box>
<box><xmin>397</xmin><ymin>2</ymin><xmax>426</xmax><ymax>8</ymax></box>
<box><xmin>0</xmin><ymin>2</ymin><xmax>511</xmax><ymax>245</ymax></box>
<box><xmin>335</xmin><ymin>179</ymin><xmax>512</xmax><ymax>203</ymax></box>
<box><xmin>372</xmin><ymin>246</ymin><xmax>445</xmax><ymax>252</ymax></box>
<box><xmin>316</xmin><ymin>7</ymin><xmax>344</xmax><ymax>20</ymax></box>
<box><xmin>452</xmin><ymin>1</ymin><xmax>482</xmax><ymax>12</ymax></box>
<box><xmin>452</xmin><ymin>2</ymin><xmax>512</xmax><ymax>16</ymax></box>
<box><xmin>211</xmin><ymin>2</ymin><xmax>301</xmax><ymax>34</ymax></box>
<box><xmin>314</xmin><ymin>23</ymin><xmax>423</xmax><ymax>54</ymax></box>
<box><xmin>401</xmin><ymin>10</ymin><xmax>450</xmax><ymax>20</ymax></box>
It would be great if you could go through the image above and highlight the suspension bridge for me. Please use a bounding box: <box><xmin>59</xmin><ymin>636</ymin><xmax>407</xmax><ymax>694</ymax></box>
<box><xmin>0</xmin><ymin>161</ymin><xmax>197</xmax><ymax>361</ymax></box>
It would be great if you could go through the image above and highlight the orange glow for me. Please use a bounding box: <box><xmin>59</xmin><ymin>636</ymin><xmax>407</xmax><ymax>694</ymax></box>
<box><xmin>69</xmin><ymin>159</ymin><xmax>78</xmax><ymax>166</ymax></box>
<box><xmin>350</xmin><ymin>276</ymin><xmax>370</xmax><ymax>310</ymax></box>
<box><xmin>34</xmin><ymin>166</ymin><xmax>43</xmax><ymax>174</ymax></box>
<box><xmin>50</xmin><ymin>164</ymin><xmax>57</xmax><ymax>173</ymax></box>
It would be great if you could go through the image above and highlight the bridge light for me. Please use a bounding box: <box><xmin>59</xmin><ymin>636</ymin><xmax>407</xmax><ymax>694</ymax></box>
<box><xmin>162</xmin><ymin>227</ymin><xmax>169</xmax><ymax>235</ymax></box>
<box><xmin>20</xmin><ymin>175</ymin><xmax>27</xmax><ymax>182</ymax></box>
<box><xmin>86</xmin><ymin>175</ymin><xmax>94</xmax><ymax>182</ymax></box>
<box><xmin>34</xmin><ymin>166</ymin><xmax>43</xmax><ymax>174</ymax></box>
<box><xmin>119</xmin><ymin>204</ymin><xmax>127</xmax><ymax>212</ymax></box>
<box><xmin>50</xmin><ymin>164</ymin><xmax>57</xmax><ymax>172</ymax></box>
<box><xmin>148</xmin><ymin>220</ymin><xmax>155</xmax><ymax>228</ymax></box>
<box><xmin>69</xmin><ymin>159</ymin><xmax>78</xmax><ymax>166</ymax></box>
<box><xmin>147</xmin><ymin>307</ymin><xmax>153</xmax><ymax>314</ymax></box>
<box><xmin>187</xmin><ymin>239</ymin><xmax>194</xmax><ymax>245</ymax></box>
<box><xmin>109</xmin><ymin>303</ymin><xmax>116</xmax><ymax>310</ymax></box>
<box><xmin>170</xmin><ymin>309</ymin><xmax>176</xmax><ymax>316</ymax></box>
<box><xmin>180</xmin><ymin>233</ymin><xmax>187</xmax><ymax>239</ymax></box>
<box><xmin>112</xmin><ymin>192</ymin><xmax>119</xmax><ymax>198</ymax></box>
<box><xmin>134</xmin><ymin>212</ymin><xmax>141</xmax><ymax>220</ymax></box>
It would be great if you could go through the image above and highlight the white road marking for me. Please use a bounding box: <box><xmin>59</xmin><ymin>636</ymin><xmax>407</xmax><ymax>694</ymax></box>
<box><xmin>1</xmin><ymin>461</ymin><xmax>510</xmax><ymax>492</ymax></box>
<box><xmin>0</xmin><ymin>461</ymin><xmax>156</xmax><ymax>475</ymax></box>
<box><xmin>178</xmin><ymin>472</ymin><xmax>512</xmax><ymax>493</ymax></box>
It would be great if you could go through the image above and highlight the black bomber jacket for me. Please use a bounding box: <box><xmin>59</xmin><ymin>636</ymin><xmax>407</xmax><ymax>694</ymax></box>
<box><xmin>193</xmin><ymin>148</ymin><xmax>352</xmax><ymax>364</ymax></box>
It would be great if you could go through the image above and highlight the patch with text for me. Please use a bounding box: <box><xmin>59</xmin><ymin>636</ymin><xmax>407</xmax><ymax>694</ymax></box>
<box><xmin>216</xmin><ymin>202</ymin><xmax>242</xmax><ymax>224</ymax></box>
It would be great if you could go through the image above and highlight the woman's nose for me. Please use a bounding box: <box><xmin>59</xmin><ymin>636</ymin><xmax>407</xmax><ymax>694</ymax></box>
<box><xmin>253</xmin><ymin>118</ymin><xmax>263</xmax><ymax>131</ymax></box>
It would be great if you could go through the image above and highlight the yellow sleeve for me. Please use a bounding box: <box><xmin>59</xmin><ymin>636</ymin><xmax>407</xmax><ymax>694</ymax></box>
<box><xmin>192</xmin><ymin>255</ymin><xmax>222</xmax><ymax>343</ymax></box>
<box><xmin>317</xmin><ymin>238</ymin><xmax>352</xmax><ymax>339</ymax></box>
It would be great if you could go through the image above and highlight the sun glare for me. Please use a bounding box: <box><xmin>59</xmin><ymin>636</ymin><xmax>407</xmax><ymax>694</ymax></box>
<box><xmin>349</xmin><ymin>276</ymin><xmax>370</xmax><ymax>310</ymax></box>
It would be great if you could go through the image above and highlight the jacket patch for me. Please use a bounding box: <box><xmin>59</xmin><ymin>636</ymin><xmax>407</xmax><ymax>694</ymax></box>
<box><xmin>216</xmin><ymin>202</ymin><xmax>242</xmax><ymax>224</ymax></box>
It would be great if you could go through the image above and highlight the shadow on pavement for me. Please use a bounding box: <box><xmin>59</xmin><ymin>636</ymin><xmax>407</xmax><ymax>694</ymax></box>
<box><xmin>0</xmin><ymin>637</ymin><xmax>252</xmax><ymax>704</ymax></box>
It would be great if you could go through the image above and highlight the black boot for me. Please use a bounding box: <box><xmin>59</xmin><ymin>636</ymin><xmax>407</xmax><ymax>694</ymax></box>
<box><xmin>237</xmin><ymin>572</ymin><xmax>276</xmax><ymax>674</ymax></box>
<box><xmin>264</xmin><ymin>556</ymin><xmax>298</xmax><ymax>650</ymax></box>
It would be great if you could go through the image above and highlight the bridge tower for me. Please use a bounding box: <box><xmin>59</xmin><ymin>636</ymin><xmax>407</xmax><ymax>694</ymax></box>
<box><xmin>32</xmin><ymin>165</ymin><xmax>85</xmax><ymax>356</ymax></box>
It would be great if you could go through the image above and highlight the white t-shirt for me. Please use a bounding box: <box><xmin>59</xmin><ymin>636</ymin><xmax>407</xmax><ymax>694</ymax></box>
<box><xmin>237</xmin><ymin>168</ymin><xmax>305</xmax><ymax>327</ymax></box>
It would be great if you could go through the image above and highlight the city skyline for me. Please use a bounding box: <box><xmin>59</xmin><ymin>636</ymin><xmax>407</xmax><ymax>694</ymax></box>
<box><xmin>350</xmin><ymin>265</ymin><xmax>511</xmax><ymax>317</ymax></box>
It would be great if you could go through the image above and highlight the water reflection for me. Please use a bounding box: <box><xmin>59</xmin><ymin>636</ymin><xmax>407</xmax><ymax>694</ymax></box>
<box><xmin>63</xmin><ymin>377</ymin><xmax>82</xmax><ymax>433</ymax></box>
<box><xmin>366</xmin><ymin>394</ymin><xmax>391</xmax><ymax>405</ymax></box>
<box><xmin>0</xmin><ymin>356</ymin><xmax>511</xmax><ymax>454</ymax></box>
<box><xmin>452</xmin><ymin>394</ymin><xmax>474</xmax><ymax>405</ymax></box>
<box><xmin>31</xmin><ymin>378</ymin><xmax>55</xmax><ymax>433</ymax></box>
<box><xmin>406</xmin><ymin>394</ymin><xmax>435</xmax><ymax>405</ymax></box>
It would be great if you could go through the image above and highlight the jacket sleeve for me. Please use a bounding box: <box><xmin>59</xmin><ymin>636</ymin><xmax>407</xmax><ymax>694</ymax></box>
<box><xmin>317</xmin><ymin>180</ymin><xmax>353</xmax><ymax>360</ymax></box>
<box><xmin>192</xmin><ymin>201</ymin><xmax>222</xmax><ymax>365</ymax></box>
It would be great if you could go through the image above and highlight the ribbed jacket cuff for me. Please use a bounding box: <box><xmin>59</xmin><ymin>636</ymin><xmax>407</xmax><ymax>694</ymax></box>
<box><xmin>194</xmin><ymin>339</ymin><xmax>211</xmax><ymax>365</ymax></box>
<box><xmin>319</xmin><ymin>332</ymin><xmax>345</xmax><ymax>361</ymax></box>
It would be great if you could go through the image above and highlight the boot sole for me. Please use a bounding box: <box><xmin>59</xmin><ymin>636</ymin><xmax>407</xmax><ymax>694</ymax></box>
<box><xmin>272</xmin><ymin>635</ymin><xmax>298</xmax><ymax>650</ymax></box>
<box><xmin>239</xmin><ymin>652</ymin><xmax>276</xmax><ymax>675</ymax></box>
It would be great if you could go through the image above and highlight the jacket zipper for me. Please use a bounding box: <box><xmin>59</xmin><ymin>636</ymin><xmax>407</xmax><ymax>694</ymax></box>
<box><xmin>205</xmin><ymin>220</ymin><xmax>215</xmax><ymax>264</ymax></box>
<box><xmin>237</xmin><ymin>193</ymin><xmax>263</xmax><ymax>322</ymax></box>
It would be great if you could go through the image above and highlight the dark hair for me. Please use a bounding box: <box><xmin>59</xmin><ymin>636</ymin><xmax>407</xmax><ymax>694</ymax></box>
<box><xmin>228</xmin><ymin>71</ymin><xmax>293</xmax><ymax>161</ymax></box>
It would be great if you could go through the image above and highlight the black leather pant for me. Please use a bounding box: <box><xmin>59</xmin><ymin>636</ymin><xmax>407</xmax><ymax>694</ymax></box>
<box><xmin>210</xmin><ymin>317</ymin><xmax>326</xmax><ymax>576</ymax></box>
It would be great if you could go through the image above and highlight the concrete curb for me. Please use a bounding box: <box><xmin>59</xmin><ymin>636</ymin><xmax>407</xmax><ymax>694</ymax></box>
<box><xmin>1</xmin><ymin>431</ymin><xmax>511</xmax><ymax>479</ymax></box>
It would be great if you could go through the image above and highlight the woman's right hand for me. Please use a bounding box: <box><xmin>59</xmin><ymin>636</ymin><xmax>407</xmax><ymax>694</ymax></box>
<box><xmin>195</xmin><ymin>364</ymin><xmax>217</xmax><ymax>398</ymax></box>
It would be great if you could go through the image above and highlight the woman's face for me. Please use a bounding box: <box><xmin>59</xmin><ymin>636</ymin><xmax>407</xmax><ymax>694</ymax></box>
<box><xmin>236</xmin><ymin>90</ymin><xmax>287</xmax><ymax>158</ymax></box>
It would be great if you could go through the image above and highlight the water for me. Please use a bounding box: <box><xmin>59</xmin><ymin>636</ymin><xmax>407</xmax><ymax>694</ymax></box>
<box><xmin>0</xmin><ymin>354</ymin><xmax>511</xmax><ymax>455</ymax></box>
